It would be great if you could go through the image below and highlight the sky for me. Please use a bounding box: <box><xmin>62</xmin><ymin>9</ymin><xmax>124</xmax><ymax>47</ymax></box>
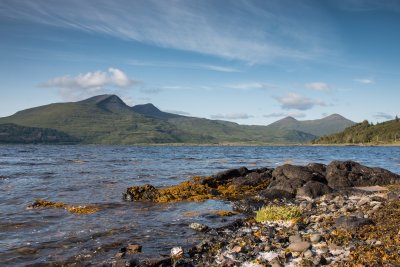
<box><xmin>0</xmin><ymin>0</ymin><xmax>399</xmax><ymax>125</ymax></box>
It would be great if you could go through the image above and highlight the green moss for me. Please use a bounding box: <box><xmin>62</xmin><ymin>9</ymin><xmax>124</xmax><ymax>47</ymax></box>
<box><xmin>255</xmin><ymin>205</ymin><xmax>302</xmax><ymax>222</ymax></box>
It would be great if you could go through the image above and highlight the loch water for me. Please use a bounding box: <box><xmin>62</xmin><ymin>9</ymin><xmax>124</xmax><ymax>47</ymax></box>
<box><xmin>1</xmin><ymin>145</ymin><xmax>400</xmax><ymax>265</ymax></box>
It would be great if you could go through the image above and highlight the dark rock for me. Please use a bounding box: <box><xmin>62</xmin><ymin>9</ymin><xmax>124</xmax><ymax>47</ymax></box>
<box><xmin>232</xmin><ymin>169</ymin><xmax>272</xmax><ymax>187</ymax></box>
<box><xmin>269</xmin><ymin>164</ymin><xmax>326</xmax><ymax>195</ymax></box>
<box><xmin>307</xmin><ymin>163</ymin><xmax>327</xmax><ymax>177</ymax></box>
<box><xmin>296</xmin><ymin>181</ymin><xmax>333</xmax><ymax>199</ymax></box>
<box><xmin>139</xmin><ymin>257</ymin><xmax>171</xmax><ymax>267</ymax></box>
<box><xmin>200</xmin><ymin>167</ymin><xmax>250</xmax><ymax>187</ymax></box>
<box><xmin>258</xmin><ymin>188</ymin><xmax>295</xmax><ymax>200</ymax></box>
<box><xmin>124</xmin><ymin>184</ymin><xmax>160</xmax><ymax>201</ymax></box>
<box><xmin>334</xmin><ymin>215</ymin><xmax>374</xmax><ymax>230</ymax></box>
<box><xmin>326</xmin><ymin>161</ymin><xmax>400</xmax><ymax>189</ymax></box>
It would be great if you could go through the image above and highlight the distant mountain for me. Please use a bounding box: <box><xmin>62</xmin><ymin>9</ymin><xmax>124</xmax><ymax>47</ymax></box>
<box><xmin>267</xmin><ymin>113</ymin><xmax>355</xmax><ymax>136</ymax></box>
<box><xmin>0</xmin><ymin>123</ymin><xmax>79</xmax><ymax>144</ymax></box>
<box><xmin>312</xmin><ymin>118</ymin><xmax>400</xmax><ymax>144</ymax></box>
<box><xmin>0</xmin><ymin>94</ymin><xmax>353</xmax><ymax>145</ymax></box>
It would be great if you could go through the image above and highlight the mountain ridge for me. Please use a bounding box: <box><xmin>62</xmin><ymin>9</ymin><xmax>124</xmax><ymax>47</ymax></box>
<box><xmin>0</xmin><ymin>95</ymin><xmax>354</xmax><ymax>144</ymax></box>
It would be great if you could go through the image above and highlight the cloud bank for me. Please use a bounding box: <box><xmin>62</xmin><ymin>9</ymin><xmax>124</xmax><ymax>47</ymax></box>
<box><xmin>41</xmin><ymin>68</ymin><xmax>137</xmax><ymax>101</ymax></box>
<box><xmin>373</xmin><ymin>112</ymin><xmax>394</xmax><ymax>120</ymax></box>
<box><xmin>274</xmin><ymin>93</ymin><xmax>326</xmax><ymax>110</ymax></box>
<box><xmin>263</xmin><ymin>112</ymin><xmax>306</xmax><ymax>118</ymax></box>
<box><xmin>354</xmin><ymin>78</ymin><xmax>374</xmax><ymax>84</ymax></box>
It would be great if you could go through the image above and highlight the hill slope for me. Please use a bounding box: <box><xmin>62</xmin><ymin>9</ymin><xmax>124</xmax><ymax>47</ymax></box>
<box><xmin>267</xmin><ymin>114</ymin><xmax>355</xmax><ymax>136</ymax></box>
<box><xmin>0</xmin><ymin>123</ymin><xmax>79</xmax><ymax>144</ymax></box>
<box><xmin>0</xmin><ymin>95</ymin><xmax>352</xmax><ymax>144</ymax></box>
<box><xmin>312</xmin><ymin>119</ymin><xmax>400</xmax><ymax>144</ymax></box>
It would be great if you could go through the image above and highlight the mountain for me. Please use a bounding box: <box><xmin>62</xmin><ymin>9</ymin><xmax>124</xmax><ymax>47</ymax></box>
<box><xmin>0</xmin><ymin>94</ymin><xmax>352</xmax><ymax>144</ymax></box>
<box><xmin>312</xmin><ymin>118</ymin><xmax>400</xmax><ymax>144</ymax></box>
<box><xmin>0</xmin><ymin>123</ymin><xmax>79</xmax><ymax>144</ymax></box>
<box><xmin>267</xmin><ymin>113</ymin><xmax>355</xmax><ymax>136</ymax></box>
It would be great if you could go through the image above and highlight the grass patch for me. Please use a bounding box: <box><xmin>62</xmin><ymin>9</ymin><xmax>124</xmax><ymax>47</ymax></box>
<box><xmin>255</xmin><ymin>205</ymin><xmax>302</xmax><ymax>222</ymax></box>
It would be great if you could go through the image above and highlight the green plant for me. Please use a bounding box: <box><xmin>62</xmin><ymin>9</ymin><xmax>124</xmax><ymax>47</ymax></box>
<box><xmin>255</xmin><ymin>205</ymin><xmax>302</xmax><ymax>222</ymax></box>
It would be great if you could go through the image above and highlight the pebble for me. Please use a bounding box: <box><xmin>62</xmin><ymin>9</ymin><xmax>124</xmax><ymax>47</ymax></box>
<box><xmin>126</xmin><ymin>244</ymin><xmax>142</xmax><ymax>253</ymax></box>
<box><xmin>289</xmin><ymin>234</ymin><xmax>302</xmax><ymax>243</ymax></box>
<box><xmin>171</xmin><ymin>246</ymin><xmax>184</xmax><ymax>259</ymax></box>
<box><xmin>309</xmin><ymin>234</ymin><xmax>322</xmax><ymax>243</ymax></box>
<box><xmin>288</xmin><ymin>241</ymin><xmax>311</xmax><ymax>252</ymax></box>
<box><xmin>189</xmin><ymin>222</ymin><xmax>209</xmax><ymax>232</ymax></box>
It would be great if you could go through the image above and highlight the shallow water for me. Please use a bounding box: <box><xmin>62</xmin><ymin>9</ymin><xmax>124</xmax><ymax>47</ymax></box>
<box><xmin>1</xmin><ymin>145</ymin><xmax>400</xmax><ymax>265</ymax></box>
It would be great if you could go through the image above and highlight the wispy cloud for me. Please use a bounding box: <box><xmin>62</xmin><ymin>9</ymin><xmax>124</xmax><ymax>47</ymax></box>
<box><xmin>274</xmin><ymin>93</ymin><xmax>326</xmax><ymax>110</ymax></box>
<box><xmin>40</xmin><ymin>68</ymin><xmax>137</xmax><ymax>101</ymax></box>
<box><xmin>0</xmin><ymin>0</ymin><xmax>333</xmax><ymax>64</ymax></box>
<box><xmin>210</xmin><ymin>113</ymin><xmax>254</xmax><ymax>120</ymax></box>
<box><xmin>129</xmin><ymin>60</ymin><xmax>240</xmax><ymax>73</ymax></box>
<box><xmin>226</xmin><ymin>82</ymin><xmax>277</xmax><ymax>90</ymax></box>
<box><xmin>305</xmin><ymin>82</ymin><xmax>332</xmax><ymax>91</ymax></box>
<box><xmin>264</xmin><ymin>112</ymin><xmax>306</xmax><ymax>118</ymax></box>
<box><xmin>373</xmin><ymin>112</ymin><xmax>394</xmax><ymax>120</ymax></box>
<box><xmin>354</xmin><ymin>78</ymin><xmax>374</xmax><ymax>84</ymax></box>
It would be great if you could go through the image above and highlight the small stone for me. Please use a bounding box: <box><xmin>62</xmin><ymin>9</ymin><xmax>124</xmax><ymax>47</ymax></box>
<box><xmin>127</xmin><ymin>244</ymin><xmax>142</xmax><ymax>253</ymax></box>
<box><xmin>289</xmin><ymin>234</ymin><xmax>302</xmax><ymax>243</ymax></box>
<box><xmin>171</xmin><ymin>246</ymin><xmax>184</xmax><ymax>260</ymax></box>
<box><xmin>357</xmin><ymin>196</ymin><xmax>370</xmax><ymax>206</ymax></box>
<box><xmin>115</xmin><ymin>252</ymin><xmax>125</xmax><ymax>258</ymax></box>
<box><xmin>232</xmin><ymin>245</ymin><xmax>243</xmax><ymax>253</ymax></box>
<box><xmin>310</xmin><ymin>234</ymin><xmax>322</xmax><ymax>243</ymax></box>
<box><xmin>263</xmin><ymin>245</ymin><xmax>271</xmax><ymax>251</ymax></box>
<box><xmin>303</xmin><ymin>249</ymin><xmax>313</xmax><ymax>258</ymax></box>
<box><xmin>189</xmin><ymin>222</ymin><xmax>209</xmax><ymax>232</ymax></box>
<box><xmin>288</xmin><ymin>241</ymin><xmax>311</xmax><ymax>252</ymax></box>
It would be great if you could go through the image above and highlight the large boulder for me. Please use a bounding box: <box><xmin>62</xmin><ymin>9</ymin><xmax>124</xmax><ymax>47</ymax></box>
<box><xmin>258</xmin><ymin>188</ymin><xmax>296</xmax><ymax>200</ymax></box>
<box><xmin>269</xmin><ymin>164</ymin><xmax>326</xmax><ymax>195</ymax></box>
<box><xmin>326</xmin><ymin>161</ymin><xmax>400</xmax><ymax>189</ymax></box>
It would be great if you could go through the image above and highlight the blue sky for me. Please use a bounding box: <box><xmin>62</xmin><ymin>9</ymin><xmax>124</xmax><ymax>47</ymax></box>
<box><xmin>0</xmin><ymin>0</ymin><xmax>399</xmax><ymax>125</ymax></box>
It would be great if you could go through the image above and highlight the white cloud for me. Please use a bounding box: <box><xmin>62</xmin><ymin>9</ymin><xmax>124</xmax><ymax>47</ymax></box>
<box><xmin>274</xmin><ymin>93</ymin><xmax>326</xmax><ymax>110</ymax></box>
<box><xmin>0</xmin><ymin>0</ymin><xmax>333</xmax><ymax>64</ymax></box>
<box><xmin>226</xmin><ymin>82</ymin><xmax>277</xmax><ymax>90</ymax></box>
<box><xmin>164</xmin><ymin>110</ymin><xmax>191</xmax><ymax>116</ymax></box>
<box><xmin>40</xmin><ymin>68</ymin><xmax>137</xmax><ymax>101</ymax></box>
<box><xmin>264</xmin><ymin>112</ymin><xmax>306</xmax><ymax>118</ymax></box>
<box><xmin>305</xmin><ymin>82</ymin><xmax>331</xmax><ymax>91</ymax></box>
<box><xmin>373</xmin><ymin>112</ymin><xmax>394</xmax><ymax>120</ymax></box>
<box><xmin>129</xmin><ymin>60</ymin><xmax>240</xmax><ymax>73</ymax></box>
<box><xmin>210</xmin><ymin>113</ymin><xmax>254</xmax><ymax>120</ymax></box>
<box><xmin>354</xmin><ymin>78</ymin><xmax>374</xmax><ymax>84</ymax></box>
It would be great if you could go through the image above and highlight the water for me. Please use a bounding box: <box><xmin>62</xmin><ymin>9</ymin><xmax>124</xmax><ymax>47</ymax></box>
<box><xmin>1</xmin><ymin>145</ymin><xmax>400</xmax><ymax>265</ymax></box>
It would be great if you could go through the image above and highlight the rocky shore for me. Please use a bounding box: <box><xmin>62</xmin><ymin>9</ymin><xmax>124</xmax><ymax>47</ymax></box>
<box><xmin>29</xmin><ymin>160</ymin><xmax>400</xmax><ymax>266</ymax></box>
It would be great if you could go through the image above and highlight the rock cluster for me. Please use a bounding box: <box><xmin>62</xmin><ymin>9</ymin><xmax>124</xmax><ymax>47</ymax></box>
<box><xmin>124</xmin><ymin>161</ymin><xmax>400</xmax><ymax>204</ymax></box>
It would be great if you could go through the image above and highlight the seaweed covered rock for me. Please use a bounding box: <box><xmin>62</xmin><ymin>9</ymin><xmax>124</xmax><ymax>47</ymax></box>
<box><xmin>124</xmin><ymin>184</ymin><xmax>160</xmax><ymax>201</ymax></box>
<box><xmin>326</xmin><ymin>161</ymin><xmax>400</xmax><ymax>189</ymax></box>
<box><xmin>199</xmin><ymin>167</ymin><xmax>250</xmax><ymax>187</ymax></box>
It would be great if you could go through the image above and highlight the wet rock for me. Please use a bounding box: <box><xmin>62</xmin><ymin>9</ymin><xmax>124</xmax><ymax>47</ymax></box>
<box><xmin>232</xmin><ymin>199</ymin><xmax>265</xmax><ymax>213</ymax></box>
<box><xmin>139</xmin><ymin>257</ymin><xmax>171</xmax><ymax>267</ymax></box>
<box><xmin>307</xmin><ymin>163</ymin><xmax>327</xmax><ymax>177</ymax></box>
<box><xmin>124</xmin><ymin>184</ymin><xmax>160</xmax><ymax>201</ymax></box>
<box><xmin>334</xmin><ymin>215</ymin><xmax>373</xmax><ymax>230</ymax></box>
<box><xmin>296</xmin><ymin>181</ymin><xmax>333</xmax><ymax>200</ymax></box>
<box><xmin>127</xmin><ymin>244</ymin><xmax>142</xmax><ymax>254</ymax></box>
<box><xmin>326</xmin><ymin>161</ymin><xmax>400</xmax><ymax>189</ymax></box>
<box><xmin>189</xmin><ymin>223</ymin><xmax>209</xmax><ymax>232</ymax></box>
<box><xmin>287</xmin><ymin>241</ymin><xmax>311</xmax><ymax>252</ymax></box>
<box><xmin>171</xmin><ymin>247</ymin><xmax>184</xmax><ymax>260</ymax></box>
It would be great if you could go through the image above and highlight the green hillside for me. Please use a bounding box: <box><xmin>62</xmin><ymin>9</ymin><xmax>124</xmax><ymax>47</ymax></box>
<box><xmin>0</xmin><ymin>94</ymin><xmax>353</xmax><ymax>145</ymax></box>
<box><xmin>0</xmin><ymin>123</ymin><xmax>79</xmax><ymax>144</ymax></box>
<box><xmin>267</xmin><ymin>114</ymin><xmax>355</xmax><ymax>136</ymax></box>
<box><xmin>312</xmin><ymin>118</ymin><xmax>400</xmax><ymax>145</ymax></box>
